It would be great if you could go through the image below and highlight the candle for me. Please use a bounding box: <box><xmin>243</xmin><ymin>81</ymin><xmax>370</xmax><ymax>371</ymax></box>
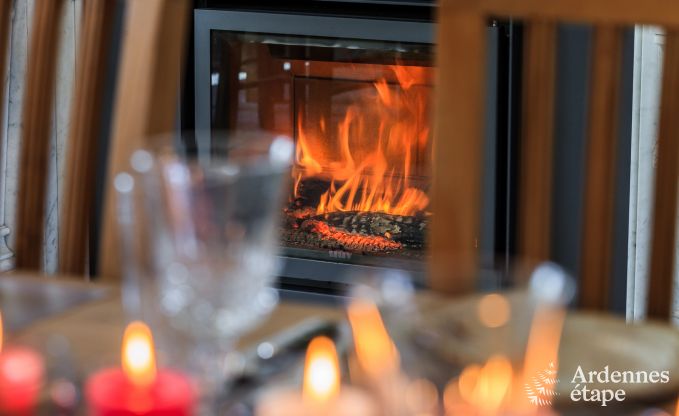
<box><xmin>347</xmin><ymin>300</ymin><xmax>408</xmax><ymax>416</ymax></box>
<box><xmin>256</xmin><ymin>336</ymin><xmax>377</xmax><ymax>416</ymax></box>
<box><xmin>86</xmin><ymin>321</ymin><xmax>195</xmax><ymax>415</ymax></box>
<box><xmin>0</xmin><ymin>311</ymin><xmax>45</xmax><ymax>413</ymax></box>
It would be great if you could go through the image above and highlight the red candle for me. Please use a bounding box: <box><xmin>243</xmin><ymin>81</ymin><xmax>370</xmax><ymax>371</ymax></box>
<box><xmin>0</xmin><ymin>312</ymin><xmax>45</xmax><ymax>413</ymax></box>
<box><xmin>86</xmin><ymin>321</ymin><xmax>195</xmax><ymax>415</ymax></box>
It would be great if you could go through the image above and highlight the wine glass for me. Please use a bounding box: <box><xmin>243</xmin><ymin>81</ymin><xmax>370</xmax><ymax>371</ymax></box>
<box><xmin>115</xmin><ymin>131</ymin><xmax>293</xmax><ymax>395</ymax></box>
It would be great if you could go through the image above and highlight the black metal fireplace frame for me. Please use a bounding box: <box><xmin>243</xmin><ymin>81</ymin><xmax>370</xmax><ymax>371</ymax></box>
<box><xmin>187</xmin><ymin>1</ymin><xmax>517</xmax><ymax>293</ymax></box>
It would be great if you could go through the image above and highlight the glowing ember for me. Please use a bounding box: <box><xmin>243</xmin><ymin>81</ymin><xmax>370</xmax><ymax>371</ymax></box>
<box><xmin>293</xmin><ymin>65</ymin><xmax>431</xmax><ymax>217</ymax></box>
<box><xmin>304</xmin><ymin>220</ymin><xmax>402</xmax><ymax>252</ymax></box>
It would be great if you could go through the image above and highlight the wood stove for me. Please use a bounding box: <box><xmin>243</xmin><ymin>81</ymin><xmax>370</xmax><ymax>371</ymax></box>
<box><xmin>188</xmin><ymin>1</ymin><xmax>516</xmax><ymax>291</ymax></box>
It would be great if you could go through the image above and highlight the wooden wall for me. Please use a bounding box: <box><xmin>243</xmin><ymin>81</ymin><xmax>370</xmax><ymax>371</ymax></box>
<box><xmin>0</xmin><ymin>0</ymin><xmax>83</xmax><ymax>272</ymax></box>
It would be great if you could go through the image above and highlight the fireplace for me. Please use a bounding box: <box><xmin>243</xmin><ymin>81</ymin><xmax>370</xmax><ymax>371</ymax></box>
<box><xmin>189</xmin><ymin>1</ymin><xmax>515</xmax><ymax>291</ymax></box>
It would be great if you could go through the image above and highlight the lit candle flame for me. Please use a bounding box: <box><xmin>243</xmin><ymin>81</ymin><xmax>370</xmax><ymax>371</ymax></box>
<box><xmin>303</xmin><ymin>336</ymin><xmax>340</xmax><ymax>404</ymax></box>
<box><xmin>347</xmin><ymin>300</ymin><xmax>399</xmax><ymax>378</ymax></box>
<box><xmin>453</xmin><ymin>356</ymin><xmax>513</xmax><ymax>413</ymax></box>
<box><xmin>121</xmin><ymin>321</ymin><xmax>157</xmax><ymax>389</ymax></box>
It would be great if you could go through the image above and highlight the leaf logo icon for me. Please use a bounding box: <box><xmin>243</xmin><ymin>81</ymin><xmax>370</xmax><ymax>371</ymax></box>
<box><xmin>524</xmin><ymin>362</ymin><xmax>559</xmax><ymax>407</ymax></box>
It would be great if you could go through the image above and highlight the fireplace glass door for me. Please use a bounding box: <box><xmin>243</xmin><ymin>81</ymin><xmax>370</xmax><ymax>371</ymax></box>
<box><xmin>207</xmin><ymin>30</ymin><xmax>434</xmax><ymax>271</ymax></box>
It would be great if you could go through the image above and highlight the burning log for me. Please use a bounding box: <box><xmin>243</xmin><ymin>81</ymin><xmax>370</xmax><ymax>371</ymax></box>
<box><xmin>290</xmin><ymin>177</ymin><xmax>330</xmax><ymax>208</ymax></box>
<box><xmin>283</xmin><ymin>219</ymin><xmax>403</xmax><ymax>253</ymax></box>
<box><xmin>283</xmin><ymin>207</ymin><xmax>428</xmax><ymax>249</ymax></box>
<box><xmin>303</xmin><ymin>219</ymin><xmax>402</xmax><ymax>252</ymax></box>
<box><xmin>312</xmin><ymin>211</ymin><xmax>428</xmax><ymax>248</ymax></box>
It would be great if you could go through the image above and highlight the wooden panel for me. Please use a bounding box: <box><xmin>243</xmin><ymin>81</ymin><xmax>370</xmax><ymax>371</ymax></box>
<box><xmin>99</xmin><ymin>0</ymin><xmax>190</xmax><ymax>280</ymax></box>
<box><xmin>579</xmin><ymin>26</ymin><xmax>623</xmax><ymax>310</ymax></box>
<box><xmin>647</xmin><ymin>31</ymin><xmax>679</xmax><ymax>320</ymax></box>
<box><xmin>58</xmin><ymin>0</ymin><xmax>116</xmax><ymax>275</ymax></box>
<box><xmin>517</xmin><ymin>21</ymin><xmax>557</xmax><ymax>264</ymax></box>
<box><xmin>48</xmin><ymin>0</ymin><xmax>80</xmax><ymax>273</ymax></box>
<box><xmin>470</xmin><ymin>0</ymin><xmax>679</xmax><ymax>27</ymax></box>
<box><xmin>429</xmin><ymin>6</ymin><xmax>487</xmax><ymax>293</ymax></box>
<box><xmin>14</xmin><ymin>0</ymin><xmax>66</xmax><ymax>270</ymax></box>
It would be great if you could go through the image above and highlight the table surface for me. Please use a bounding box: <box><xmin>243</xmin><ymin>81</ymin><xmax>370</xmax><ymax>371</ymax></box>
<box><xmin>3</xmin><ymin>272</ymin><xmax>677</xmax><ymax>415</ymax></box>
<box><xmin>6</xmin><ymin>272</ymin><xmax>343</xmax><ymax>376</ymax></box>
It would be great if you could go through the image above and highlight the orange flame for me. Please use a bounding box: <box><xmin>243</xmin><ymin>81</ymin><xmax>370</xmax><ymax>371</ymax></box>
<box><xmin>293</xmin><ymin>65</ymin><xmax>431</xmax><ymax>216</ymax></box>
<box><xmin>450</xmin><ymin>356</ymin><xmax>514</xmax><ymax>414</ymax></box>
<box><xmin>121</xmin><ymin>321</ymin><xmax>157</xmax><ymax>389</ymax></box>
<box><xmin>347</xmin><ymin>300</ymin><xmax>400</xmax><ymax>378</ymax></box>
<box><xmin>303</xmin><ymin>336</ymin><xmax>341</xmax><ymax>404</ymax></box>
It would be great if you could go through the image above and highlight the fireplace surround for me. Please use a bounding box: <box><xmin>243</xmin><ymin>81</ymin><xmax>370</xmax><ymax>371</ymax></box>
<box><xmin>188</xmin><ymin>0</ymin><xmax>517</xmax><ymax>292</ymax></box>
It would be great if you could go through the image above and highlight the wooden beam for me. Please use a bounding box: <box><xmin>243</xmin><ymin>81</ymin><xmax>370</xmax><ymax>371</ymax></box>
<box><xmin>14</xmin><ymin>0</ymin><xmax>66</xmax><ymax>270</ymax></box>
<box><xmin>429</xmin><ymin>6</ymin><xmax>487</xmax><ymax>293</ymax></box>
<box><xmin>474</xmin><ymin>0</ymin><xmax>679</xmax><ymax>27</ymax></box>
<box><xmin>517</xmin><ymin>21</ymin><xmax>557</xmax><ymax>264</ymax></box>
<box><xmin>99</xmin><ymin>0</ymin><xmax>189</xmax><ymax>280</ymax></box>
<box><xmin>647</xmin><ymin>31</ymin><xmax>679</xmax><ymax>320</ymax></box>
<box><xmin>58</xmin><ymin>0</ymin><xmax>117</xmax><ymax>275</ymax></box>
<box><xmin>579</xmin><ymin>26</ymin><xmax>623</xmax><ymax>310</ymax></box>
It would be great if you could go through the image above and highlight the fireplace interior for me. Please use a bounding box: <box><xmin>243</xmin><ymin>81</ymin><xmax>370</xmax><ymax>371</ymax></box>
<box><xmin>285</xmin><ymin>61</ymin><xmax>432</xmax><ymax>261</ymax></box>
<box><xmin>207</xmin><ymin>28</ymin><xmax>435</xmax><ymax>267</ymax></box>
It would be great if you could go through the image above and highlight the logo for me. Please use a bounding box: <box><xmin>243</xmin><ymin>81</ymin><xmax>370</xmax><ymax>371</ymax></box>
<box><xmin>525</xmin><ymin>362</ymin><xmax>559</xmax><ymax>406</ymax></box>
<box><xmin>524</xmin><ymin>363</ymin><xmax>672</xmax><ymax>408</ymax></box>
<box><xmin>569</xmin><ymin>366</ymin><xmax>670</xmax><ymax>407</ymax></box>
<box><xmin>329</xmin><ymin>250</ymin><xmax>352</xmax><ymax>259</ymax></box>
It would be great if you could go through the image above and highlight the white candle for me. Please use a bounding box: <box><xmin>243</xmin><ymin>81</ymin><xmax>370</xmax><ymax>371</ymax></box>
<box><xmin>256</xmin><ymin>337</ymin><xmax>377</xmax><ymax>416</ymax></box>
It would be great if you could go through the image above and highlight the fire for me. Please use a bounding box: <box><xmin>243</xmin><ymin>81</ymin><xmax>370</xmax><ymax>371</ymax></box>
<box><xmin>347</xmin><ymin>300</ymin><xmax>400</xmax><ymax>379</ymax></box>
<box><xmin>303</xmin><ymin>336</ymin><xmax>341</xmax><ymax>404</ymax></box>
<box><xmin>294</xmin><ymin>65</ymin><xmax>431</xmax><ymax>217</ymax></box>
<box><xmin>121</xmin><ymin>321</ymin><xmax>157</xmax><ymax>389</ymax></box>
<box><xmin>445</xmin><ymin>356</ymin><xmax>514</xmax><ymax>414</ymax></box>
<box><xmin>304</xmin><ymin>220</ymin><xmax>402</xmax><ymax>252</ymax></box>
